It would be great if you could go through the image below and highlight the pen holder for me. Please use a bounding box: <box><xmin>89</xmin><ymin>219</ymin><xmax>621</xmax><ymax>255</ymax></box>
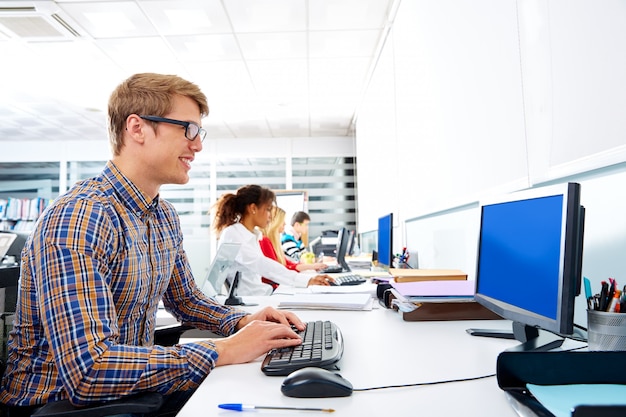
<box><xmin>587</xmin><ymin>309</ymin><xmax>626</xmax><ymax>351</ymax></box>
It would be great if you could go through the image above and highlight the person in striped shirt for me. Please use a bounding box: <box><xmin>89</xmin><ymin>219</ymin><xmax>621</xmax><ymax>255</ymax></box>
<box><xmin>0</xmin><ymin>73</ymin><xmax>305</xmax><ymax>417</ymax></box>
<box><xmin>281</xmin><ymin>211</ymin><xmax>311</xmax><ymax>262</ymax></box>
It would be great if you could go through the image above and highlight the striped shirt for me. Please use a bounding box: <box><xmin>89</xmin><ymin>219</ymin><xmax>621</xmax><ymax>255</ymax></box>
<box><xmin>281</xmin><ymin>233</ymin><xmax>305</xmax><ymax>262</ymax></box>
<box><xmin>0</xmin><ymin>161</ymin><xmax>247</xmax><ymax>407</ymax></box>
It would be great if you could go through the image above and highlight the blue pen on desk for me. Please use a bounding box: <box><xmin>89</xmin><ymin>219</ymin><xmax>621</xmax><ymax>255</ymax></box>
<box><xmin>218</xmin><ymin>403</ymin><xmax>335</xmax><ymax>413</ymax></box>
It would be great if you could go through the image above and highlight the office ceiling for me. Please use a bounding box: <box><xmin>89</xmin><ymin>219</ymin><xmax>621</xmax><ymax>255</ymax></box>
<box><xmin>0</xmin><ymin>0</ymin><xmax>396</xmax><ymax>143</ymax></box>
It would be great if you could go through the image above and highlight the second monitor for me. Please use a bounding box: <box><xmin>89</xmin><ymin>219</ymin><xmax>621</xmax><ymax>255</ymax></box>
<box><xmin>320</xmin><ymin>228</ymin><xmax>351</xmax><ymax>273</ymax></box>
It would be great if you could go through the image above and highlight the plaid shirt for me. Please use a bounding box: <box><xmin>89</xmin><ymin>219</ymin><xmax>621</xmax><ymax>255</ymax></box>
<box><xmin>0</xmin><ymin>161</ymin><xmax>247</xmax><ymax>407</ymax></box>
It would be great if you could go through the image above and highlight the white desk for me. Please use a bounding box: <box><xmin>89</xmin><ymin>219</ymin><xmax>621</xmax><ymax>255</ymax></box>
<box><xmin>177</xmin><ymin>295</ymin><xmax>529</xmax><ymax>417</ymax></box>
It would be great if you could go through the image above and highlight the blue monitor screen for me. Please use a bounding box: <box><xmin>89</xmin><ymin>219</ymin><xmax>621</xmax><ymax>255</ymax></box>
<box><xmin>473</xmin><ymin>182</ymin><xmax>584</xmax><ymax>337</ymax></box>
<box><xmin>477</xmin><ymin>195</ymin><xmax>563</xmax><ymax>320</ymax></box>
<box><xmin>377</xmin><ymin>213</ymin><xmax>393</xmax><ymax>268</ymax></box>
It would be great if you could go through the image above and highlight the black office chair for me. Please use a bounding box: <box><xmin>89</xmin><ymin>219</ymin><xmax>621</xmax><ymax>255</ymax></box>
<box><xmin>0</xmin><ymin>324</ymin><xmax>194</xmax><ymax>417</ymax></box>
<box><xmin>1</xmin><ymin>251</ymin><xmax>198</xmax><ymax>416</ymax></box>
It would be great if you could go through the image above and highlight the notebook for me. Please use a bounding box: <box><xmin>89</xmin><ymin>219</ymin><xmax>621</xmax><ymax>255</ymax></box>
<box><xmin>196</xmin><ymin>243</ymin><xmax>241</xmax><ymax>297</ymax></box>
<box><xmin>0</xmin><ymin>232</ymin><xmax>17</xmax><ymax>260</ymax></box>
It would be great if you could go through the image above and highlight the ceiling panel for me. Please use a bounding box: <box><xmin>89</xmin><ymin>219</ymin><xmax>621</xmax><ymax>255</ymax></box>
<box><xmin>166</xmin><ymin>34</ymin><xmax>241</xmax><ymax>62</ymax></box>
<box><xmin>246</xmin><ymin>59</ymin><xmax>309</xmax><ymax>96</ymax></box>
<box><xmin>309</xmin><ymin>30</ymin><xmax>382</xmax><ymax>58</ymax></box>
<box><xmin>58</xmin><ymin>1</ymin><xmax>158</xmax><ymax>38</ymax></box>
<box><xmin>237</xmin><ymin>32</ymin><xmax>307</xmax><ymax>60</ymax></box>
<box><xmin>224</xmin><ymin>0</ymin><xmax>307</xmax><ymax>33</ymax></box>
<box><xmin>95</xmin><ymin>37</ymin><xmax>187</xmax><ymax>75</ymax></box>
<box><xmin>140</xmin><ymin>0</ymin><xmax>232</xmax><ymax>35</ymax></box>
<box><xmin>0</xmin><ymin>0</ymin><xmax>395</xmax><ymax>143</ymax></box>
<box><xmin>308</xmin><ymin>0</ymin><xmax>392</xmax><ymax>30</ymax></box>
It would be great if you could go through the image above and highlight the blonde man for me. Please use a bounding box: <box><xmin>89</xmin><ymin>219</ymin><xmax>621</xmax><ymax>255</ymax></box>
<box><xmin>0</xmin><ymin>73</ymin><xmax>305</xmax><ymax>416</ymax></box>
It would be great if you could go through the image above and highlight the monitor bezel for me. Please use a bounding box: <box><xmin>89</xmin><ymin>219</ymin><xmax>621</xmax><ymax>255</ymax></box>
<box><xmin>473</xmin><ymin>182</ymin><xmax>583</xmax><ymax>337</ymax></box>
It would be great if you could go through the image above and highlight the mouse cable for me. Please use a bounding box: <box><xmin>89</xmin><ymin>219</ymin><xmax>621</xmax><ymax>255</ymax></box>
<box><xmin>352</xmin><ymin>341</ymin><xmax>589</xmax><ymax>393</ymax></box>
<box><xmin>352</xmin><ymin>372</ymin><xmax>496</xmax><ymax>392</ymax></box>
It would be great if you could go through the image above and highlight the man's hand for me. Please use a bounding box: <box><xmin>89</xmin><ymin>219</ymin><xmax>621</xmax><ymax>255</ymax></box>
<box><xmin>236</xmin><ymin>306</ymin><xmax>304</xmax><ymax>331</ymax></box>
<box><xmin>213</xmin><ymin>307</ymin><xmax>305</xmax><ymax>366</ymax></box>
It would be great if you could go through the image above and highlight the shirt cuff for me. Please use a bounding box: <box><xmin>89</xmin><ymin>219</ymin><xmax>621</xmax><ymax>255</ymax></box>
<box><xmin>294</xmin><ymin>274</ymin><xmax>311</xmax><ymax>288</ymax></box>
<box><xmin>181</xmin><ymin>340</ymin><xmax>220</xmax><ymax>386</ymax></box>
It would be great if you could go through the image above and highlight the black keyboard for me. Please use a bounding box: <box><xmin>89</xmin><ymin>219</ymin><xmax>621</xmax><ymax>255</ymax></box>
<box><xmin>320</xmin><ymin>265</ymin><xmax>344</xmax><ymax>274</ymax></box>
<box><xmin>332</xmin><ymin>274</ymin><xmax>366</xmax><ymax>286</ymax></box>
<box><xmin>261</xmin><ymin>320</ymin><xmax>344</xmax><ymax>376</ymax></box>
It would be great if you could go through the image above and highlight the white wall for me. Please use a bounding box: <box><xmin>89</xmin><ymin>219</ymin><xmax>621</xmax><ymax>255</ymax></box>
<box><xmin>355</xmin><ymin>0</ymin><xmax>626</xmax><ymax>331</ymax></box>
<box><xmin>357</xmin><ymin>0</ymin><xmax>529</xmax><ymax>236</ymax></box>
<box><xmin>357</xmin><ymin>0</ymin><xmax>626</xmax><ymax>232</ymax></box>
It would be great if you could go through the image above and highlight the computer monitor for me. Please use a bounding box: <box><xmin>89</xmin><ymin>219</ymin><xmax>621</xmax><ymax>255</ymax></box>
<box><xmin>467</xmin><ymin>182</ymin><xmax>585</xmax><ymax>352</ymax></box>
<box><xmin>335</xmin><ymin>227</ymin><xmax>351</xmax><ymax>272</ymax></box>
<box><xmin>0</xmin><ymin>232</ymin><xmax>17</xmax><ymax>260</ymax></box>
<box><xmin>377</xmin><ymin>213</ymin><xmax>393</xmax><ymax>268</ymax></box>
<box><xmin>346</xmin><ymin>230</ymin><xmax>356</xmax><ymax>255</ymax></box>
<box><xmin>2</xmin><ymin>230</ymin><xmax>30</xmax><ymax>262</ymax></box>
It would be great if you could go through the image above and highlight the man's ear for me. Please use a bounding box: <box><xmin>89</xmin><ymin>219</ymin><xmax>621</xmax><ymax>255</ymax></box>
<box><xmin>126</xmin><ymin>114</ymin><xmax>146</xmax><ymax>144</ymax></box>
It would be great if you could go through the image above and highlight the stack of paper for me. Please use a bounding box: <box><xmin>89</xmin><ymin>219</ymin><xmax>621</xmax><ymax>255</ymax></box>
<box><xmin>277</xmin><ymin>293</ymin><xmax>373</xmax><ymax>311</ymax></box>
<box><xmin>308</xmin><ymin>283</ymin><xmax>378</xmax><ymax>296</ymax></box>
<box><xmin>391</xmin><ymin>279</ymin><xmax>476</xmax><ymax>302</ymax></box>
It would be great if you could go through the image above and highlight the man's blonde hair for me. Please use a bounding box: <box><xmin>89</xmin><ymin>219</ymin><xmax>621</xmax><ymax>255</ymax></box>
<box><xmin>107</xmin><ymin>73</ymin><xmax>209</xmax><ymax>156</ymax></box>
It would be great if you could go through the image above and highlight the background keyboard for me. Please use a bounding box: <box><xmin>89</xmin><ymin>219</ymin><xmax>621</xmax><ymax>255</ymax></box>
<box><xmin>320</xmin><ymin>265</ymin><xmax>344</xmax><ymax>274</ymax></box>
<box><xmin>261</xmin><ymin>320</ymin><xmax>344</xmax><ymax>376</ymax></box>
<box><xmin>332</xmin><ymin>274</ymin><xmax>366</xmax><ymax>286</ymax></box>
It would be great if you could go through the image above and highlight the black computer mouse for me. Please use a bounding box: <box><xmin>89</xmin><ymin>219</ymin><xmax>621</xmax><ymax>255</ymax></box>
<box><xmin>281</xmin><ymin>367</ymin><xmax>353</xmax><ymax>398</ymax></box>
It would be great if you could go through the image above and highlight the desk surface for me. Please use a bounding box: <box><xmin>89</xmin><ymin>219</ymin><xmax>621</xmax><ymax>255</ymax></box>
<box><xmin>177</xmin><ymin>295</ymin><xmax>533</xmax><ymax>417</ymax></box>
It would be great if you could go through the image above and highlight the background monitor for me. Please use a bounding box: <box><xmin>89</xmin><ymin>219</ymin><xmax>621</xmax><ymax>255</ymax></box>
<box><xmin>3</xmin><ymin>230</ymin><xmax>30</xmax><ymax>261</ymax></box>
<box><xmin>377</xmin><ymin>213</ymin><xmax>393</xmax><ymax>268</ymax></box>
<box><xmin>468</xmin><ymin>182</ymin><xmax>585</xmax><ymax>351</ymax></box>
<box><xmin>335</xmin><ymin>227</ymin><xmax>351</xmax><ymax>272</ymax></box>
<box><xmin>0</xmin><ymin>232</ymin><xmax>17</xmax><ymax>259</ymax></box>
<box><xmin>346</xmin><ymin>230</ymin><xmax>356</xmax><ymax>255</ymax></box>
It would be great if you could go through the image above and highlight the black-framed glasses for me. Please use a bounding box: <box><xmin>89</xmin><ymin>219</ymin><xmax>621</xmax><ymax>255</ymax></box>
<box><xmin>139</xmin><ymin>115</ymin><xmax>207</xmax><ymax>142</ymax></box>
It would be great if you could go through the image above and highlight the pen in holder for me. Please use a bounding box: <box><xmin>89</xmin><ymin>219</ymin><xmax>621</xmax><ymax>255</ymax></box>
<box><xmin>587</xmin><ymin>309</ymin><xmax>626</xmax><ymax>351</ymax></box>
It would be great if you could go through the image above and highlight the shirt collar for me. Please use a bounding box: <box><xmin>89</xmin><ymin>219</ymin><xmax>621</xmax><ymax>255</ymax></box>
<box><xmin>285</xmin><ymin>224</ymin><xmax>300</xmax><ymax>240</ymax></box>
<box><xmin>235</xmin><ymin>222</ymin><xmax>262</xmax><ymax>241</ymax></box>
<box><xmin>103</xmin><ymin>161</ymin><xmax>159</xmax><ymax>218</ymax></box>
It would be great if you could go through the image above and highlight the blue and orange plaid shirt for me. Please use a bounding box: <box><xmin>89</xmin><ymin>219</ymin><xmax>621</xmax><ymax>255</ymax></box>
<box><xmin>0</xmin><ymin>161</ymin><xmax>247</xmax><ymax>407</ymax></box>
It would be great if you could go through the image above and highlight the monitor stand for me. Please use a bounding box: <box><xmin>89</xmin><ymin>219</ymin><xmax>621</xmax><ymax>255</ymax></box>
<box><xmin>466</xmin><ymin>321</ymin><xmax>564</xmax><ymax>352</ymax></box>
<box><xmin>224</xmin><ymin>271</ymin><xmax>258</xmax><ymax>306</ymax></box>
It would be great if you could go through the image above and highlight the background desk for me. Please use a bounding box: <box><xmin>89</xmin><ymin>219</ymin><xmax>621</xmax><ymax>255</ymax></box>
<box><xmin>177</xmin><ymin>295</ymin><xmax>527</xmax><ymax>416</ymax></box>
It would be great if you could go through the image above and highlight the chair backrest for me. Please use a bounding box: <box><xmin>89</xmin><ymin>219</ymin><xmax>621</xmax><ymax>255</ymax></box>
<box><xmin>197</xmin><ymin>243</ymin><xmax>241</xmax><ymax>296</ymax></box>
<box><xmin>0</xmin><ymin>265</ymin><xmax>19</xmax><ymax>364</ymax></box>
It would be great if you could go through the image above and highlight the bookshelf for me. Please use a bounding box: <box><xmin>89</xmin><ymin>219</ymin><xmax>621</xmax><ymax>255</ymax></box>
<box><xmin>0</xmin><ymin>180</ymin><xmax>52</xmax><ymax>232</ymax></box>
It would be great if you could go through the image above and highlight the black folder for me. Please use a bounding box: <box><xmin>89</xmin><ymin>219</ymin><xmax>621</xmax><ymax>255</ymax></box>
<box><xmin>496</xmin><ymin>351</ymin><xmax>626</xmax><ymax>417</ymax></box>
